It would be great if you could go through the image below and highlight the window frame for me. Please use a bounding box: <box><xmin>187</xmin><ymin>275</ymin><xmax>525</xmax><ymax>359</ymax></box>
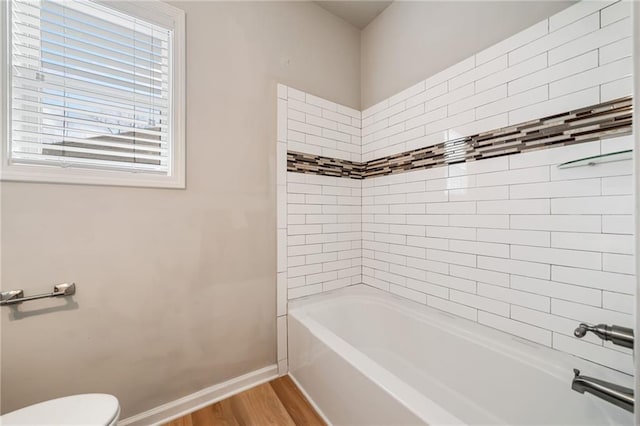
<box><xmin>0</xmin><ymin>0</ymin><xmax>186</xmax><ymax>189</ymax></box>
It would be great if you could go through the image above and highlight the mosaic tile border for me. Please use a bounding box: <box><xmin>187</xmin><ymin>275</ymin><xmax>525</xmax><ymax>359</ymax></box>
<box><xmin>288</xmin><ymin>96</ymin><xmax>632</xmax><ymax>179</ymax></box>
<box><xmin>287</xmin><ymin>151</ymin><xmax>365</xmax><ymax>179</ymax></box>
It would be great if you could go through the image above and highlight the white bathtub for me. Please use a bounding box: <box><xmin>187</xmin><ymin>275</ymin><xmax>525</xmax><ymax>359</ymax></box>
<box><xmin>288</xmin><ymin>285</ymin><xmax>633</xmax><ymax>425</ymax></box>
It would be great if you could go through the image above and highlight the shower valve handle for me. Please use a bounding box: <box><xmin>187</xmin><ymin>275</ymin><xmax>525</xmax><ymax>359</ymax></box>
<box><xmin>574</xmin><ymin>323</ymin><xmax>634</xmax><ymax>349</ymax></box>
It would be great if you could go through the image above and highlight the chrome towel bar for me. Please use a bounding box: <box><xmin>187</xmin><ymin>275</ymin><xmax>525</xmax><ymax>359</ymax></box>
<box><xmin>0</xmin><ymin>283</ymin><xmax>76</xmax><ymax>306</ymax></box>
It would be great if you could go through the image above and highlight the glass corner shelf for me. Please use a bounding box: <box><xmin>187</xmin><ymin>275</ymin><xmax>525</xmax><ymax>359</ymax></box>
<box><xmin>557</xmin><ymin>149</ymin><xmax>633</xmax><ymax>169</ymax></box>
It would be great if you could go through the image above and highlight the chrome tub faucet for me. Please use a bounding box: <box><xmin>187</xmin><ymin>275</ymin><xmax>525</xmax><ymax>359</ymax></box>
<box><xmin>572</xmin><ymin>369</ymin><xmax>633</xmax><ymax>413</ymax></box>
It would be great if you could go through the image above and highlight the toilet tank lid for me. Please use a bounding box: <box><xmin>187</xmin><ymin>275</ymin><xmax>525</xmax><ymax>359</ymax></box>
<box><xmin>1</xmin><ymin>394</ymin><xmax>120</xmax><ymax>425</ymax></box>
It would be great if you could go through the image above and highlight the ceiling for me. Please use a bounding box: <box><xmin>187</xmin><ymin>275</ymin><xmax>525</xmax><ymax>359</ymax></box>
<box><xmin>314</xmin><ymin>1</ymin><xmax>393</xmax><ymax>30</ymax></box>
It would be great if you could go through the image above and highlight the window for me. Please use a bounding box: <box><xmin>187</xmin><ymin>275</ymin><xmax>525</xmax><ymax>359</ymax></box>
<box><xmin>1</xmin><ymin>0</ymin><xmax>185</xmax><ymax>188</ymax></box>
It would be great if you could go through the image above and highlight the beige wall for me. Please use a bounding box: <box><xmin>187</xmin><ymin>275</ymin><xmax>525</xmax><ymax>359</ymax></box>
<box><xmin>0</xmin><ymin>1</ymin><xmax>359</xmax><ymax>418</ymax></box>
<box><xmin>360</xmin><ymin>1</ymin><xmax>576</xmax><ymax>108</ymax></box>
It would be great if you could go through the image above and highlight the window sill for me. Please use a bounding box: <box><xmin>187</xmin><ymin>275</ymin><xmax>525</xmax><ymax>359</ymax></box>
<box><xmin>0</xmin><ymin>164</ymin><xmax>186</xmax><ymax>189</ymax></box>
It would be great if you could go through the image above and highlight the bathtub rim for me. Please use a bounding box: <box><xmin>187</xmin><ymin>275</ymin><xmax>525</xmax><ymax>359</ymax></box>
<box><xmin>289</xmin><ymin>284</ymin><xmax>631</xmax><ymax>384</ymax></box>
<box><xmin>288</xmin><ymin>284</ymin><xmax>633</xmax><ymax>425</ymax></box>
<box><xmin>289</xmin><ymin>308</ymin><xmax>467</xmax><ymax>425</ymax></box>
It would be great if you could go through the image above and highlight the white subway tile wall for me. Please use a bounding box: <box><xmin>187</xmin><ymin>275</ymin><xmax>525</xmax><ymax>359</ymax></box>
<box><xmin>360</xmin><ymin>0</ymin><xmax>632</xmax><ymax>162</ymax></box>
<box><xmin>286</xmin><ymin>172</ymin><xmax>362</xmax><ymax>299</ymax></box>
<box><xmin>286</xmin><ymin>87</ymin><xmax>362</xmax><ymax>163</ymax></box>
<box><xmin>276</xmin><ymin>0</ymin><xmax>634</xmax><ymax>375</ymax></box>
<box><xmin>362</xmin><ymin>133</ymin><xmax>633</xmax><ymax>374</ymax></box>
<box><xmin>278</xmin><ymin>87</ymin><xmax>363</xmax><ymax>305</ymax></box>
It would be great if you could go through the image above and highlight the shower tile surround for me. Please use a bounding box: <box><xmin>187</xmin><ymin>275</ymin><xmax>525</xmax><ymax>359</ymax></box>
<box><xmin>277</xmin><ymin>0</ymin><xmax>634</xmax><ymax>376</ymax></box>
<box><xmin>288</xmin><ymin>97</ymin><xmax>631</xmax><ymax>179</ymax></box>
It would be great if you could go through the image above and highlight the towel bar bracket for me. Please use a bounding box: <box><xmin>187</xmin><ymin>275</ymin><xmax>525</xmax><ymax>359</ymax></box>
<box><xmin>0</xmin><ymin>283</ymin><xmax>76</xmax><ymax>306</ymax></box>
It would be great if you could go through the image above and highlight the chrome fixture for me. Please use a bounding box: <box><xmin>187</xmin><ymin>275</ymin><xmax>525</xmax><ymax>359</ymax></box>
<box><xmin>572</xmin><ymin>369</ymin><xmax>634</xmax><ymax>412</ymax></box>
<box><xmin>0</xmin><ymin>283</ymin><xmax>76</xmax><ymax>306</ymax></box>
<box><xmin>574</xmin><ymin>323</ymin><xmax>634</xmax><ymax>349</ymax></box>
<box><xmin>0</xmin><ymin>289</ymin><xmax>24</xmax><ymax>304</ymax></box>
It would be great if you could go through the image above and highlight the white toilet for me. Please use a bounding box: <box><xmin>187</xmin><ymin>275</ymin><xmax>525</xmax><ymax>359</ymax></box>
<box><xmin>0</xmin><ymin>394</ymin><xmax>120</xmax><ymax>425</ymax></box>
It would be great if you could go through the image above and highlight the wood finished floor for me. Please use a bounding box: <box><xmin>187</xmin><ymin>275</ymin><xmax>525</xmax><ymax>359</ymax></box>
<box><xmin>164</xmin><ymin>376</ymin><xmax>326</xmax><ymax>426</ymax></box>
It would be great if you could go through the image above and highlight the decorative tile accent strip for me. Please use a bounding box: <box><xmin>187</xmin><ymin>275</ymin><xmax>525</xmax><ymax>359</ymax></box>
<box><xmin>288</xmin><ymin>97</ymin><xmax>632</xmax><ymax>179</ymax></box>
<box><xmin>287</xmin><ymin>151</ymin><xmax>365</xmax><ymax>179</ymax></box>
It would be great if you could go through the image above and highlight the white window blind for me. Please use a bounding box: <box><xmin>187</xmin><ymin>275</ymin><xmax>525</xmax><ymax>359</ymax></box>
<box><xmin>7</xmin><ymin>0</ymin><xmax>181</xmax><ymax>180</ymax></box>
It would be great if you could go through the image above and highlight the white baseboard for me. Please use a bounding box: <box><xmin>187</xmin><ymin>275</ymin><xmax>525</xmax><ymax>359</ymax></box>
<box><xmin>119</xmin><ymin>364</ymin><xmax>278</xmax><ymax>426</ymax></box>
